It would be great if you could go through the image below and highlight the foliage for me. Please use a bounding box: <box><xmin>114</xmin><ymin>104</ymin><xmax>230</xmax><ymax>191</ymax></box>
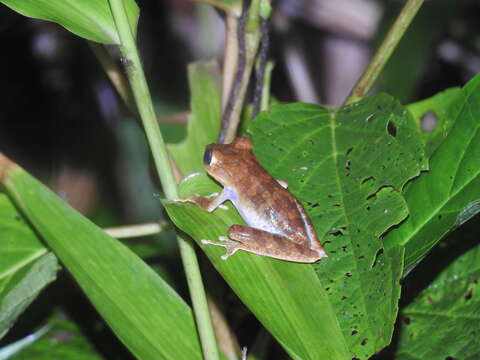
<box><xmin>0</xmin><ymin>194</ymin><xmax>57</xmax><ymax>339</ymax></box>
<box><xmin>1</xmin><ymin>167</ymin><xmax>202</xmax><ymax>359</ymax></box>
<box><xmin>0</xmin><ymin>0</ymin><xmax>479</xmax><ymax>359</ymax></box>
<box><xmin>395</xmin><ymin>243</ymin><xmax>480</xmax><ymax>360</ymax></box>
<box><xmin>385</xmin><ymin>74</ymin><xmax>480</xmax><ymax>272</ymax></box>
<box><xmin>0</xmin><ymin>0</ymin><xmax>138</xmax><ymax>44</ymax></box>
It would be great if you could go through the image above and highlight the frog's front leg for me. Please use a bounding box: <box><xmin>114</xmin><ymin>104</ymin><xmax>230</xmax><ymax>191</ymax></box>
<box><xmin>177</xmin><ymin>188</ymin><xmax>234</xmax><ymax>212</ymax></box>
<box><xmin>202</xmin><ymin>225</ymin><xmax>324</xmax><ymax>263</ymax></box>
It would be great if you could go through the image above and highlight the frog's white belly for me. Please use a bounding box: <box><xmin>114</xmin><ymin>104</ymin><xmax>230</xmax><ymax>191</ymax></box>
<box><xmin>229</xmin><ymin>190</ymin><xmax>283</xmax><ymax>236</ymax></box>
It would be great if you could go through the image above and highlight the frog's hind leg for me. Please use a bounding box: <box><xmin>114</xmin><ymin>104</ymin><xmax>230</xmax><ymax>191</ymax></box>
<box><xmin>201</xmin><ymin>237</ymin><xmax>240</xmax><ymax>260</ymax></box>
<box><xmin>202</xmin><ymin>224</ymin><xmax>323</xmax><ymax>263</ymax></box>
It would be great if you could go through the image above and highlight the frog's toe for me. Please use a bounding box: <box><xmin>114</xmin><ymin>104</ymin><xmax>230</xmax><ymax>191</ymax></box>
<box><xmin>221</xmin><ymin>245</ymin><xmax>239</xmax><ymax>260</ymax></box>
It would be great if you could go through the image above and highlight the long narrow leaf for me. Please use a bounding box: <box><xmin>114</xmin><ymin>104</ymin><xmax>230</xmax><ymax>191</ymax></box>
<box><xmin>0</xmin><ymin>194</ymin><xmax>57</xmax><ymax>339</ymax></box>
<box><xmin>0</xmin><ymin>0</ymin><xmax>139</xmax><ymax>44</ymax></box>
<box><xmin>0</xmin><ymin>156</ymin><xmax>202</xmax><ymax>360</ymax></box>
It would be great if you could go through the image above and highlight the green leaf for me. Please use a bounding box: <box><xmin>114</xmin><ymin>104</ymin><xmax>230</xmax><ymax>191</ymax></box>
<box><xmin>0</xmin><ymin>194</ymin><xmax>57</xmax><ymax>339</ymax></box>
<box><xmin>168</xmin><ymin>61</ymin><xmax>222</xmax><ymax>176</ymax></box>
<box><xmin>0</xmin><ymin>161</ymin><xmax>202</xmax><ymax>360</ymax></box>
<box><xmin>0</xmin><ymin>0</ymin><xmax>139</xmax><ymax>44</ymax></box>
<box><xmin>395</xmin><ymin>243</ymin><xmax>480</xmax><ymax>360</ymax></box>
<box><xmin>408</xmin><ymin>87</ymin><xmax>461</xmax><ymax>157</ymax></box>
<box><xmin>0</xmin><ymin>253</ymin><xmax>57</xmax><ymax>340</ymax></box>
<box><xmin>385</xmin><ymin>74</ymin><xmax>480</xmax><ymax>271</ymax></box>
<box><xmin>7</xmin><ymin>313</ymin><xmax>103</xmax><ymax>360</ymax></box>
<box><xmin>165</xmin><ymin>193</ymin><xmax>351</xmax><ymax>360</ymax></box>
<box><xmin>166</xmin><ymin>93</ymin><xmax>426</xmax><ymax>359</ymax></box>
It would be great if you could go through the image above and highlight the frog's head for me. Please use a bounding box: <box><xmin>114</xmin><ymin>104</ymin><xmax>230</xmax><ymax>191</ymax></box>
<box><xmin>203</xmin><ymin>136</ymin><xmax>255</xmax><ymax>185</ymax></box>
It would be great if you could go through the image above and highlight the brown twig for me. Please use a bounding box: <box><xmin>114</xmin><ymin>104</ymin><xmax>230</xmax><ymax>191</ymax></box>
<box><xmin>218</xmin><ymin>0</ymin><xmax>249</xmax><ymax>143</ymax></box>
<box><xmin>252</xmin><ymin>17</ymin><xmax>270</xmax><ymax>118</ymax></box>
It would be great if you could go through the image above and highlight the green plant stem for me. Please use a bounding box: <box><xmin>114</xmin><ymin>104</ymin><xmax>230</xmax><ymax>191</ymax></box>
<box><xmin>260</xmin><ymin>62</ymin><xmax>273</xmax><ymax>112</ymax></box>
<box><xmin>104</xmin><ymin>222</ymin><xmax>168</xmax><ymax>238</ymax></box>
<box><xmin>107</xmin><ymin>1</ymin><xmax>219</xmax><ymax>359</ymax></box>
<box><xmin>344</xmin><ymin>0</ymin><xmax>425</xmax><ymax>105</ymax></box>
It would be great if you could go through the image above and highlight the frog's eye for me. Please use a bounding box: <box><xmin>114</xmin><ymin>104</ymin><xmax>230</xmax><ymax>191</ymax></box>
<box><xmin>203</xmin><ymin>148</ymin><xmax>213</xmax><ymax>165</ymax></box>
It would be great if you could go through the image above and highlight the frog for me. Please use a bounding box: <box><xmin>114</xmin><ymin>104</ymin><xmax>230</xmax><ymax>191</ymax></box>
<box><xmin>179</xmin><ymin>136</ymin><xmax>327</xmax><ymax>263</ymax></box>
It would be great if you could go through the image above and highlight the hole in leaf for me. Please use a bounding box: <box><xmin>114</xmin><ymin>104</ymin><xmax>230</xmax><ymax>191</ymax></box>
<box><xmin>341</xmin><ymin>296</ymin><xmax>348</xmax><ymax>300</ymax></box>
<box><xmin>308</xmin><ymin>139</ymin><xmax>315</xmax><ymax>145</ymax></box>
<box><xmin>421</xmin><ymin>110</ymin><xmax>438</xmax><ymax>132</ymax></box>
<box><xmin>445</xmin><ymin>357</ymin><xmax>456</xmax><ymax>360</ymax></box>
<box><xmin>351</xmin><ymin>330</ymin><xmax>358</xmax><ymax>335</ymax></box>
<box><xmin>361</xmin><ymin>338</ymin><xmax>368</xmax><ymax>346</ymax></box>
<box><xmin>345</xmin><ymin>160</ymin><xmax>351</xmax><ymax>170</ymax></box>
<box><xmin>465</xmin><ymin>289</ymin><xmax>473</xmax><ymax>301</ymax></box>
<box><xmin>329</xmin><ymin>230</ymin><xmax>343</xmax><ymax>236</ymax></box>
<box><xmin>346</xmin><ymin>147</ymin><xmax>353</xmax><ymax>155</ymax></box>
<box><xmin>387</xmin><ymin>121</ymin><xmax>397</xmax><ymax>137</ymax></box>
<box><xmin>361</xmin><ymin>176</ymin><xmax>374</xmax><ymax>185</ymax></box>
<box><xmin>345</xmin><ymin>272</ymin><xmax>352</xmax><ymax>277</ymax></box>
<box><xmin>403</xmin><ymin>317</ymin><xmax>411</xmax><ymax>325</ymax></box>
<box><xmin>371</xmin><ymin>248</ymin><xmax>384</xmax><ymax>268</ymax></box>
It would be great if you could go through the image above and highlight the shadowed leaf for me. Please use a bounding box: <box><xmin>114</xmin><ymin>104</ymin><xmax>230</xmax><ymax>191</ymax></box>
<box><xmin>385</xmin><ymin>74</ymin><xmax>480</xmax><ymax>272</ymax></box>
<box><xmin>0</xmin><ymin>194</ymin><xmax>57</xmax><ymax>339</ymax></box>
<box><xmin>0</xmin><ymin>158</ymin><xmax>203</xmax><ymax>360</ymax></box>
<box><xmin>396</xmin><ymin>243</ymin><xmax>480</xmax><ymax>360</ymax></box>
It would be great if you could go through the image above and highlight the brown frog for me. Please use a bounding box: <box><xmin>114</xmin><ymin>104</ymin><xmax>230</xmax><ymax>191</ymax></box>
<box><xmin>180</xmin><ymin>137</ymin><xmax>327</xmax><ymax>263</ymax></box>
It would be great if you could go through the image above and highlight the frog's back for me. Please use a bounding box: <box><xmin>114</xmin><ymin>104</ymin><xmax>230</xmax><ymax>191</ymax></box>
<box><xmin>232</xmin><ymin>169</ymin><xmax>310</xmax><ymax>241</ymax></box>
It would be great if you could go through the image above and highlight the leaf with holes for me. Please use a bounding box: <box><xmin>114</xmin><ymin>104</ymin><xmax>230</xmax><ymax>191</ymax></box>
<box><xmin>166</xmin><ymin>93</ymin><xmax>426</xmax><ymax>359</ymax></box>
<box><xmin>395</xmin><ymin>243</ymin><xmax>480</xmax><ymax>360</ymax></box>
<box><xmin>408</xmin><ymin>87</ymin><xmax>461</xmax><ymax>157</ymax></box>
<box><xmin>385</xmin><ymin>73</ymin><xmax>480</xmax><ymax>272</ymax></box>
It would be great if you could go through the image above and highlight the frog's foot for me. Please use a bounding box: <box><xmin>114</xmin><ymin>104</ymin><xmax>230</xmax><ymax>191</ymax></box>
<box><xmin>201</xmin><ymin>237</ymin><xmax>240</xmax><ymax>260</ymax></box>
